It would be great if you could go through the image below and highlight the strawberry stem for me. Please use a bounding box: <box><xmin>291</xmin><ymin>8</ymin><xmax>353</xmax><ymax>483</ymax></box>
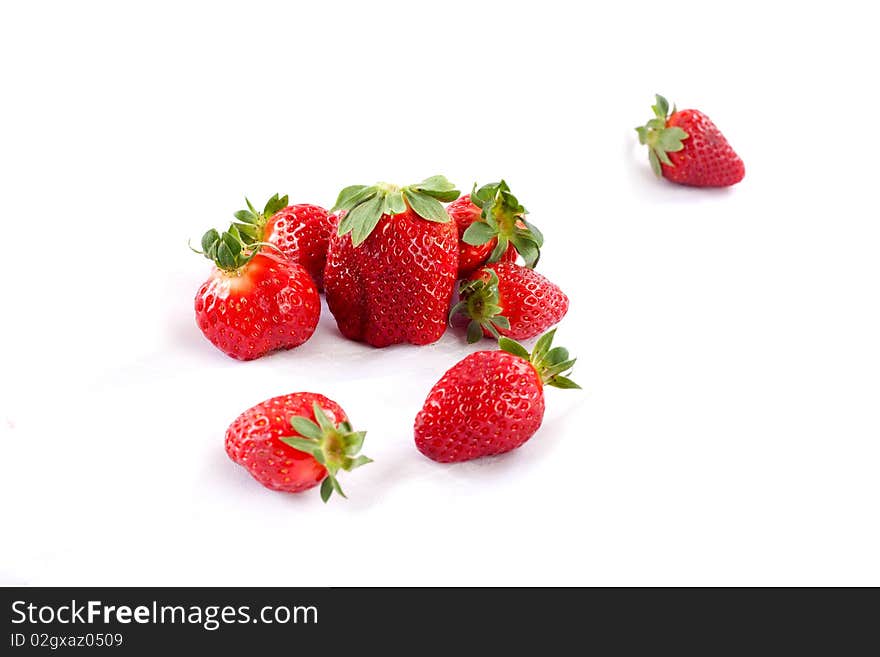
<box><xmin>635</xmin><ymin>94</ymin><xmax>689</xmax><ymax>177</ymax></box>
<box><xmin>499</xmin><ymin>329</ymin><xmax>581</xmax><ymax>389</ymax></box>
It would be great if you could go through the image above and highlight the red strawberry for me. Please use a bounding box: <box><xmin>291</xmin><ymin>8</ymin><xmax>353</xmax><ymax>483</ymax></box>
<box><xmin>450</xmin><ymin>262</ymin><xmax>569</xmax><ymax>342</ymax></box>
<box><xmin>448</xmin><ymin>194</ymin><xmax>517</xmax><ymax>277</ymax></box>
<box><xmin>193</xmin><ymin>225</ymin><xmax>320</xmax><ymax>360</ymax></box>
<box><xmin>232</xmin><ymin>194</ymin><xmax>335</xmax><ymax>289</ymax></box>
<box><xmin>454</xmin><ymin>181</ymin><xmax>543</xmax><ymax>277</ymax></box>
<box><xmin>636</xmin><ymin>95</ymin><xmax>745</xmax><ymax>187</ymax></box>
<box><xmin>324</xmin><ymin>176</ymin><xmax>460</xmax><ymax>348</ymax></box>
<box><xmin>414</xmin><ymin>330</ymin><xmax>579</xmax><ymax>463</ymax></box>
<box><xmin>225</xmin><ymin>392</ymin><xmax>371</xmax><ymax>501</ymax></box>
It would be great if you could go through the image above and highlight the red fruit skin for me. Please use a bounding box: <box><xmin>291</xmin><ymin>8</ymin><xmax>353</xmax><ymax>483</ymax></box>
<box><xmin>473</xmin><ymin>262</ymin><xmax>569</xmax><ymax>340</ymax></box>
<box><xmin>263</xmin><ymin>204</ymin><xmax>335</xmax><ymax>289</ymax></box>
<box><xmin>324</xmin><ymin>207</ymin><xmax>457</xmax><ymax>347</ymax></box>
<box><xmin>415</xmin><ymin>351</ymin><xmax>545</xmax><ymax>462</ymax></box>
<box><xmin>663</xmin><ymin>110</ymin><xmax>745</xmax><ymax>187</ymax></box>
<box><xmin>449</xmin><ymin>195</ymin><xmax>516</xmax><ymax>278</ymax></box>
<box><xmin>194</xmin><ymin>252</ymin><xmax>320</xmax><ymax>361</ymax></box>
<box><xmin>225</xmin><ymin>393</ymin><xmax>345</xmax><ymax>493</ymax></box>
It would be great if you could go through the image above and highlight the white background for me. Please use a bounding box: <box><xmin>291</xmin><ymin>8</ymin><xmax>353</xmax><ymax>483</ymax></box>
<box><xmin>1</xmin><ymin>1</ymin><xmax>878</xmax><ymax>586</ymax></box>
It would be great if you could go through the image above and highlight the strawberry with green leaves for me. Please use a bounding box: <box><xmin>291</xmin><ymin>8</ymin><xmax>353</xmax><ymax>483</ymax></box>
<box><xmin>324</xmin><ymin>175</ymin><xmax>461</xmax><ymax>347</ymax></box>
<box><xmin>636</xmin><ymin>95</ymin><xmax>745</xmax><ymax>187</ymax></box>
<box><xmin>450</xmin><ymin>262</ymin><xmax>569</xmax><ymax>342</ymax></box>
<box><xmin>452</xmin><ymin>181</ymin><xmax>543</xmax><ymax>278</ymax></box>
<box><xmin>232</xmin><ymin>194</ymin><xmax>335</xmax><ymax>289</ymax></box>
<box><xmin>192</xmin><ymin>225</ymin><xmax>320</xmax><ymax>360</ymax></box>
<box><xmin>225</xmin><ymin>392</ymin><xmax>371</xmax><ymax>501</ymax></box>
<box><xmin>414</xmin><ymin>329</ymin><xmax>579</xmax><ymax>463</ymax></box>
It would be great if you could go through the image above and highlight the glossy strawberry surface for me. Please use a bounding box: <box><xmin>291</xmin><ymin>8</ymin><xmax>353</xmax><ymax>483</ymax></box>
<box><xmin>194</xmin><ymin>251</ymin><xmax>320</xmax><ymax>360</ymax></box>
<box><xmin>663</xmin><ymin>109</ymin><xmax>745</xmax><ymax>187</ymax></box>
<box><xmin>225</xmin><ymin>392</ymin><xmax>343</xmax><ymax>493</ymax></box>
<box><xmin>414</xmin><ymin>350</ymin><xmax>545</xmax><ymax>462</ymax></box>
<box><xmin>263</xmin><ymin>204</ymin><xmax>335</xmax><ymax>289</ymax></box>
<box><xmin>470</xmin><ymin>262</ymin><xmax>569</xmax><ymax>340</ymax></box>
<box><xmin>324</xmin><ymin>207</ymin><xmax>458</xmax><ymax>347</ymax></box>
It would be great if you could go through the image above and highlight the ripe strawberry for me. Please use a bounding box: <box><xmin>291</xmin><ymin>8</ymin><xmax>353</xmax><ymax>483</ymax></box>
<box><xmin>193</xmin><ymin>225</ymin><xmax>320</xmax><ymax>360</ymax></box>
<box><xmin>232</xmin><ymin>194</ymin><xmax>335</xmax><ymax>289</ymax></box>
<box><xmin>324</xmin><ymin>175</ymin><xmax>460</xmax><ymax>347</ymax></box>
<box><xmin>450</xmin><ymin>262</ymin><xmax>569</xmax><ymax>342</ymax></box>
<box><xmin>414</xmin><ymin>329</ymin><xmax>579</xmax><ymax>463</ymax></box>
<box><xmin>225</xmin><ymin>392</ymin><xmax>371</xmax><ymax>501</ymax></box>
<box><xmin>636</xmin><ymin>95</ymin><xmax>745</xmax><ymax>187</ymax></box>
<box><xmin>453</xmin><ymin>181</ymin><xmax>543</xmax><ymax>277</ymax></box>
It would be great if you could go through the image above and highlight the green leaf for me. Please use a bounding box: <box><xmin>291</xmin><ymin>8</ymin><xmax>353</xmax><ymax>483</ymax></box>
<box><xmin>245</xmin><ymin>198</ymin><xmax>257</xmax><ymax>215</ymax></box>
<box><xmin>487</xmin><ymin>235</ymin><xmax>509</xmax><ymax>262</ymax></box>
<box><xmin>280</xmin><ymin>435</ymin><xmax>319</xmax><ymax>455</ymax></box>
<box><xmin>492</xmin><ymin>315</ymin><xmax>511</xmax><ymax>330</ymax></box>
<box><xmin>216</xmin><ymin>240</ymin><xmax>235</xmax><ymax>269</ymax></box>
<box><xmin>462</xmin><ymin>221</ymin><xmax>496</xmax><ymax>246</ymax></box>
<box><xmin>655</xmin><ymin>147</ymin><xmax>673</xmax><ymax>166</ymax></box>
<box><xmin>510</xmin><ymin>236</ymin><xmax>538</xmax><ymax>268</ymax></box>
<box><xmin>320</xmin><ymin>477</ymin><xmax>333</xmax><ymax>503</ymax></box>
<box><xmin>545</xmin><ymin>346</ymin><xmax>570</xmax><ymax>365</ymax></box>
<box><xmin>344</xmin><ymin>431</ymin><xmax>366</xmax><ymax>456</ymax></box>
<box><xmin>658</xmin><ymin>127</ymin><xmax>687</xmax><ymax>152</ymax></box>
<box><xmin>290</xmin><ymin>417</ymin><xmax>322</xmax><ymax>440</ymax></box>
<box><xmin>329</xmin><ymin>475</ymin><xmax>346</xmax><ymax>499</ymax></box>
<box><xmin>221</xmin><ymin>231</ymin><xmax>241</xmax><ymax>257</ymax></box>
<box><xmin>499</xmin><ymin>337</ymin><xmax>530</xmax><ymax>360</ymax></box>
<box><xmin>523</xmin><ymin>219</ymin><xmax>544</xmax><ymax>247</ymax></box>
<box><xmin>348</xmin><ymin>194</ymin><xmax>385</xmax><ymax>246</ymax></box>
<box><xmin>548</xmin><ymin>375</ymin><xmax>581</xmax><ymax>390</ymax></box>
<box><xmin>413</xmin><ymin>174</ymin><xmax>456</xmax><ymax>194</ymax></box>
<box><xmin>200</xmin><ymin>229</ymin><xmax>219</xmax><ymax>254</ymax></box>
<box><xmin>311</xmin><ymin>402</ymin><xmax>336</xmax><ymax>433</ymax></box>
<box><xmin>466</xmin><ymin>320</ymin><xmax>484</xmax><ymax>343</ymax></box>
<box><xmin>347</xmin><ymin>455</ymin><xmax>373</xmax><ymax>470</ymax></box>
<box><xmin>234</xmin><ymin>222</ymin><xmax>259</xmax><ymax>241</ymax></box>
<box><xmin>383</xmin><ymin>191</ymin><xmax>406</xmax><ymax>216</ymax></box>
<box><xmin>424</xmin><ymin>189</ymin><xmax>460</xmax><ymax>203</ymax></box>
<box><xmin>532</xmin><ymin>329</ymin><xmax>557</xmax><ymax>363</ymax></box>
<box><xmin>653</xmin><ymin>94</ymin><xmax>669</xmax><ymax>119</ymax></box>
<box><xmin>264</xmin><ymin>193</ymin><xmax>288</xmax><ymax>217</ymax></box>
<box><xmin>544</xmin><ymin>358</ymin><xmax>577</xmax><ymax>378</ymax></box>
<box><xmin>403</xmin><ymin>189</ymin><xmax>449</xmax><ymax>223</ymax></box>
<box><xmin>649</xmin><ymin>149</ymin><xmax>662</xmax><ymax>176</ymax></box>
<box><xmin>332</xmin><ymin>185</ymin><xmax>371</xmax><ymax>212</ymax></box>
<box><xmin>234</xmin><ymin>210</ymin><xmax>258</xmax><ymax>224</ymax></box>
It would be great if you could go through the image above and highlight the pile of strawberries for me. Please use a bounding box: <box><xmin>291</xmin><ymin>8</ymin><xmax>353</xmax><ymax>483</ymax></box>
<box><xmin>192</xmin><ymin>95</ymin><xmax>744</xmax><ymax>501</ymax></box>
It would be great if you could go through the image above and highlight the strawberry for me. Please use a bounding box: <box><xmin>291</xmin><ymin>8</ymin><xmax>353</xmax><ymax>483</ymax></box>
<box><xmin>193</xmin><ymin>225</ymin><xmax>320</xmax><ymax>360</ymax></box>
<box><xmin>636</xmin><ymin>94</ymin><xmax>745</xmax><ymax>187</ymax></box>
<box><xmin>414</xmin><ymin>329</ymin><xmax>579</xmax><ymax>463</ymax></box>
<box><xmin>453</xmin><ymin>181</ymin><xmax>543</xmax><ymax>277</ymax></box>
<box><xmin>225</xmin><ymin>392</ymin><xmax>371</xmax><ymax>501</ymax></box>
<box><xmin>324</xmin><ymin>175</ymin><xmax>461</xmax><ymax>347</ymax></box>
<box><xmin>450</xmin><ymin>262</ymin><xmax>569</xmax><ymax>342</ymax></box>
<box><xmin>232</xmin><ymin>194</ymin><xmax>335</xmax><ymax>289</ymax></box>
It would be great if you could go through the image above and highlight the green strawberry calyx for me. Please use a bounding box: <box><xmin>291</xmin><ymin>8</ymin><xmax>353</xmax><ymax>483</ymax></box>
<box><xmin>190</xmin><ymin>223</ymin><xmax>280</xmax><ymax>273</ymax></box>
<box><xmin>280</xmin><ymin>402</ymin><xmax>372</xmax><ymax>503</ymax></box>
<box><xmin>635</xmin><ymin>94</ymin><xmax>689</xmax><ymax>177</ymax></box>
<box><xmin>499</xmin><ymin>328</ymin><xmax>580</xmax><ymax>389</ymax></box>
<box><xmin>462</xmin><ymin>180</ymin><xmax>543</xmax><ymax>268</ymax></box>
<box><xmin>449</xmin><ymin>268</ymin><xmax>510</xmax><ymax>343</ymax></box>
<box><xmin>331</xmin><ymin>175</ymin><xmax>460</xmax><ymax>247</ymax></box>
<box><xmin>231</xmin><ymin>193</ymin><xmax>288</xmax><ymax>245</ymax></box>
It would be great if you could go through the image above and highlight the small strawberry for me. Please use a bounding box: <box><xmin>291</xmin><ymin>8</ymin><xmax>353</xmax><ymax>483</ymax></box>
<box><xmin>324</xmin><ymin>175</ymin><xmax>460</xmax><ymax>348</ymax></box>
<box><xmin>448</xmin><ymin>194</ymin><xmax>517</xmax><ymax>277</ymax></box>
<box><xmin>453</xmin><ymin>181</ymin><xmax>543</xmax><ymax>278</ymax></box>
<box><xmin>450</xmin><ymin>262</ymin><xmax>569</xmax><ymax>342</ymax></box>
<box><xmin>225</xmin><ymin>392</ymin><xmax>371</xmax><ymax>501</ymax></box>
<box><xmin>414</xmin><ymin>329</ymin><xmax>579</xmax><ymax>463</ymax></box>
<box><xmin>636</xmin><ymin>94</ymin><xmax>745</xmax><ymax>187</ymax></box>
<box><xmin>232</xmin><ymin>194</ymin><xmax>335</xmax><ymax>289</ymax></box>
<box><xmin>192</xmin><ymin>225</ymin><xmax>320</xmax><ymax>360</ymax></box>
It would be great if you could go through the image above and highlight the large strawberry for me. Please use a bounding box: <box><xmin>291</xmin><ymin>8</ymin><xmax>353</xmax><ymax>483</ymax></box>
<box><xmin>232</xmin><ymin>194</ymin><xmax>335</xmax><ymax>289</ymax></box>
<box><xmin>636</xmin><ymin>94</ymin><xmax>745</xmax><ymax>187</ymax></box>
<box><xmin>225</xmin><ymin>392</ymin><xmax>371</xmax><ymax>501</ymax></box>
<box><xmin>193</xmin><ymin>225</ymin><xmax>320</xmax><ymax>360</ymax></box>
<box><xmin>450</xmin><ymin>262</ymin><xmax>569</xmax><ymax>342</ymax></box>
<box><xmin>414</xmin><ymin>329</ymin><xmax>579</xmax><ymax>463</ymax></box>
<box><xmin>452</xmin><ymin>181</ymin><xmax>543</xmax><ymax>277</ymax></box>
<box><xmin>324</xmin><ymin>175</ymin><xmax>460</xmax><ymax>347</ymax></box>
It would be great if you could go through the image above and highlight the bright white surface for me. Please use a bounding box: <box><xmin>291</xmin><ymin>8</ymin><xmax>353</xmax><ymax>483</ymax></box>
<box><xmin>1</xmin><ymin>1</ymin><xmax>878</xmax><ymax>586</ymax></box>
